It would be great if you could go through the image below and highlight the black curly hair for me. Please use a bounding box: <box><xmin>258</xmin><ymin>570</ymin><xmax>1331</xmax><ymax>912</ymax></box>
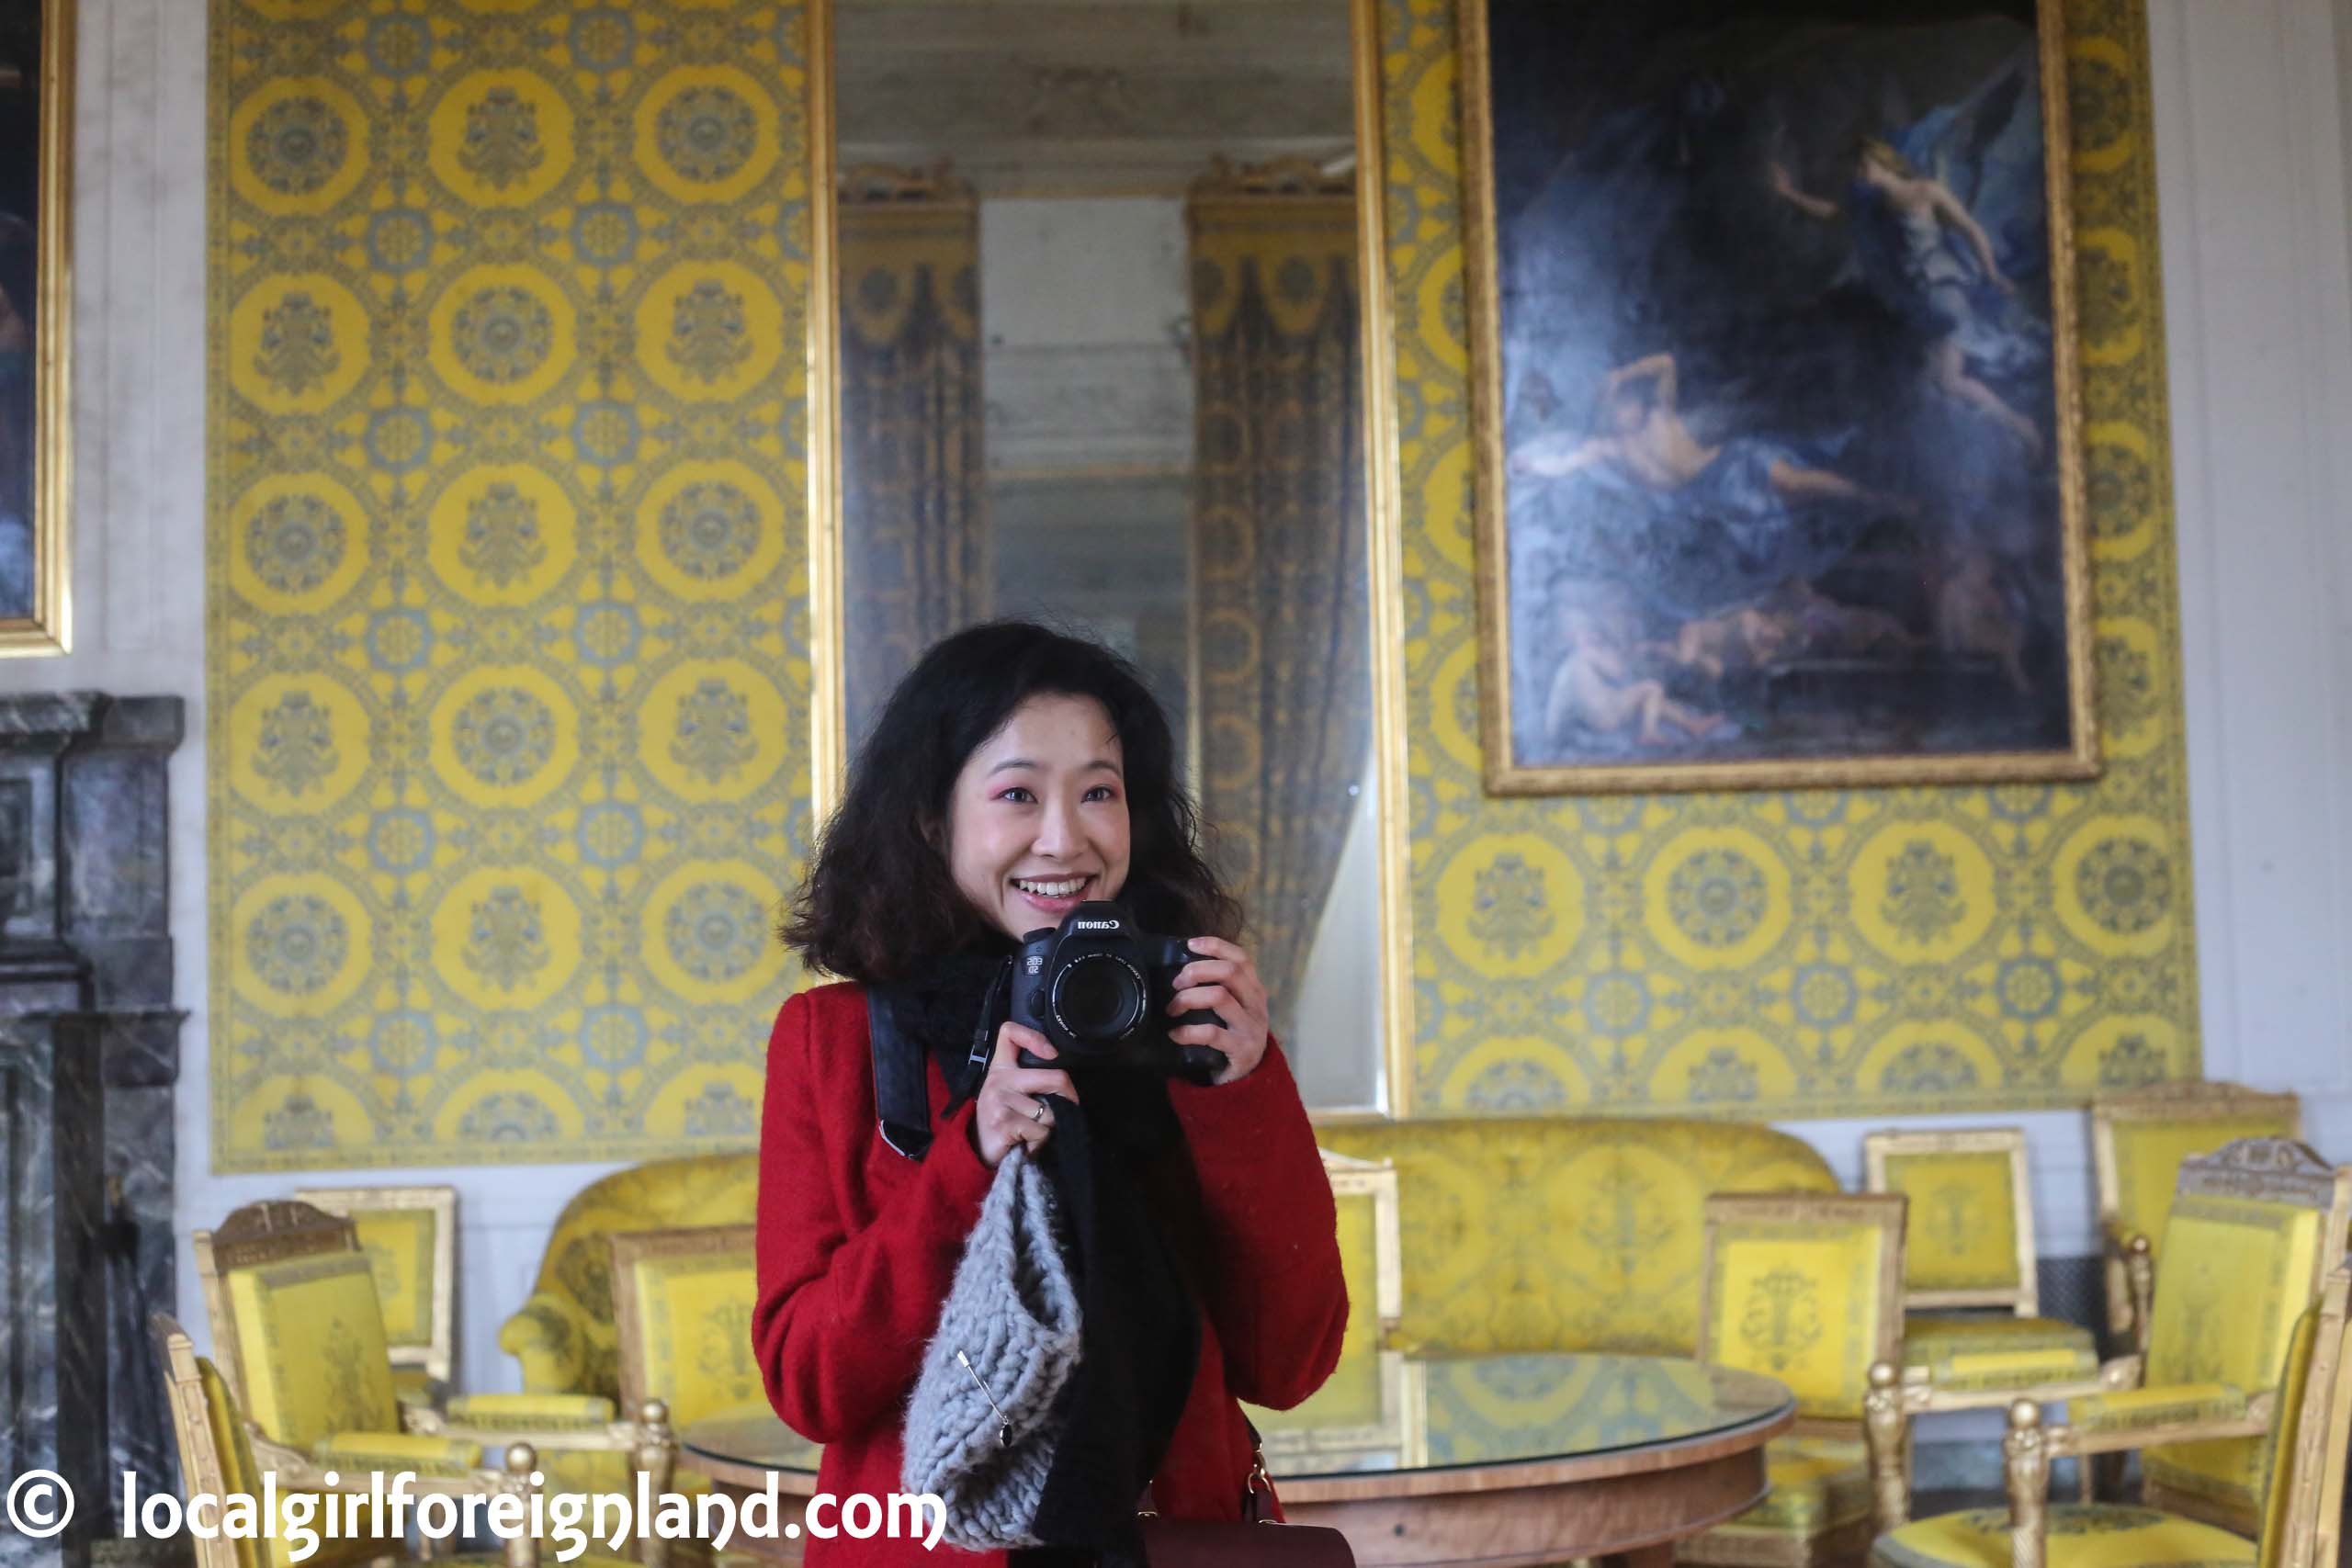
<box><xmin>779</xmin><ymin>620</ymin><xmax>1241</xmax><ymax>984</ymax></box>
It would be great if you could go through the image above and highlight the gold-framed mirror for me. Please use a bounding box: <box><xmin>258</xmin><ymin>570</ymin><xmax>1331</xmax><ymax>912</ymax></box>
<box><xmin>803</xmin><ymin>0</ymin><xmax>1410</xmax><ymax>1114</ymax></box>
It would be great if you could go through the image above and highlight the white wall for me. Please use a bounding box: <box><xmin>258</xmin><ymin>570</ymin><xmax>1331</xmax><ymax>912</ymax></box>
<box><xmin>2</xmin><ymin>0</ymin><xmax>2346</xmax><ymax>1395</ymax></box>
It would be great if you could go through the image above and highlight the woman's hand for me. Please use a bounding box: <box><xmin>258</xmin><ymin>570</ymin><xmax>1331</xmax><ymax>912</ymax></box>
<box><xmin>1169</xmin><ymin>936</ymin><xmax>1271</xmax><ymax>1085</ymax></box>
<box><xmin>973</xmin><ymin>1021</ymin><xmax>1077</xmax><ymax>1168</ymax></box>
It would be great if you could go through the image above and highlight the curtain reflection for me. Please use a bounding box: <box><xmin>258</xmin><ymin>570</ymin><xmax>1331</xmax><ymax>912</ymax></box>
<box><xmin>839</xmin><ymin>166</ymin><xmax>987</xmax><ymax>746</ymax></box>
<box><xmin>1186</xmin><ymin>162</ymin><xmax>1370</xmax><ymax>1042</ymax></box>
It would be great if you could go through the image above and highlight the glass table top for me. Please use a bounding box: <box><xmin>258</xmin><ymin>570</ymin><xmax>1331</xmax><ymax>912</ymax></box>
<box><xmin>680</xmin><ymin>1353</ymin><xmax>1792</xmax><ymax>1483</ymax></box>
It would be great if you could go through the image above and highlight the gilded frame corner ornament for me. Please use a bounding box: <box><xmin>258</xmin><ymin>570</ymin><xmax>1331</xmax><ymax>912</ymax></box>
<box><xmin>0</xmin><ymin>0</ymin><xmax>72</xmax><ymax>658</ymax></box>
<box><xmin>799</xmin><ymin>0</ymin><xmax>1416</xmax><ymax>1117</ymax></box>
<box><xmin>1454</xmin><ymin>0</ymin><xmax>2099</xmax><ymax>795</ymax></box>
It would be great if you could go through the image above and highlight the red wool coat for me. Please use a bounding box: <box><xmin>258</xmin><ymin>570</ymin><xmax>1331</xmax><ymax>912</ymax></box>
<box><xmin>752</xmin><ymin>980</ymin><xmax>1349</xmax><ymax>1566</ymax></box>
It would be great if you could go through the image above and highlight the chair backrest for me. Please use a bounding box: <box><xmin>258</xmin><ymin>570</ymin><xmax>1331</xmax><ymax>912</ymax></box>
<box><xmin>2091</xmin><ymin>1080</ymin><xmax>2300</xmax><ymax>1334</ymax></box>
<box><xmin>193</xmin><ymin>1200</ymin><xmax>401</xmax><ymax>1448</ymax></box>
<box><xmin>1317</xmin><ymin>1118</ymin><xmax>1839</xmax><ymax>1356</ymax></box>
<box><xmin>2254</xmin><ymin>1261</ymin><xmax>2350</xmax><ymax>1568</ymax></box>
<box><xmin>2142</xmin><ymin>1137</ymin><xmax>2350</xmax><ymax>1537</ymax></box>
<box><xmin>1696</xmin><ymin>1191</ymin><xmax>1907</xmax><ymax>1430</ymax></box>
<box><xmin>294</xmin><ymin>1185</ymin><xmax>458</xmax><ymax>1386</ymax></box>
<box><xmin>610</xmin><ymin>1224</ymin><xmax>760</xmax><ymax>1429</ymax></box>
<box><xmin>1864</xmin><ymin>1128</ymin><xmax>2038</xmax><ymax>1314</ymax></box>
<box><xmin>1249</xmin><ymin>1150</ymin><xmax>1405</xmax><ymax>1450</ymax></box>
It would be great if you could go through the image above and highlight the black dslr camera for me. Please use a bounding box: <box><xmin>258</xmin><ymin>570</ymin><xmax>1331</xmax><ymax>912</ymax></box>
<box><xmin>1010</xmin><ymin>900</ymin><xmax>1227</xmax><ymax>1080</ymax></box>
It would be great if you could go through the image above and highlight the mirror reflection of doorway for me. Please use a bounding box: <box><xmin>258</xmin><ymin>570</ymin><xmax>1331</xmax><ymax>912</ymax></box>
<box><xmin>827</xmin><ymin>0</ymin><xmax>1386</xmax><ymax>1109</ymax></box>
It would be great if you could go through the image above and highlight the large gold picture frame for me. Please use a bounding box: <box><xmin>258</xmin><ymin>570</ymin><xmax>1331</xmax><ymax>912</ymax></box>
<box><xmin>799</xmin><ymin>0</ymin><xmax>1418</xmax><ymax>1116</ymax></box>
<box><xmin>0</xmin><ymin>0</ymin><xmax>71</xmax><ymax>657</ymax></box>
<box><xmin>1459</xmin><ymin>0</ymin><xmax>2096</xmax><ymax>794</ymax></box>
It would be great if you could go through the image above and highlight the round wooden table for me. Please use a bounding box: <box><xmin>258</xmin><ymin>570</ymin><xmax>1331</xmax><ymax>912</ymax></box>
<box><xmin>682</xmin><ymin>1352</ymin><xmax>1794</xmax><ymax>1566</ymax></box>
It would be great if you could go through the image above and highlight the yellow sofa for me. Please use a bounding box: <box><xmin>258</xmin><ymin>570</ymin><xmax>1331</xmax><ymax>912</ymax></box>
<box><xmin>509</xmin><ymin>1120</ymin><xmax>1838</xmax><ymax>1400</ymax></box>
<box><xmin>1318</xmin><ymin>1117</ymin><xmax>1840</xmax><ymax>1355</ymax></box>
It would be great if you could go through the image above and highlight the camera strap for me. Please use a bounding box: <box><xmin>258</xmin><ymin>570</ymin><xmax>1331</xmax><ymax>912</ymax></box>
<box><xmin>867</xmin><ymin>958</ymin><xmax>1013</xmax><ymax>1161</ymax></box>
<box><xmin>868</xmin><ymin>986</ymin><xmax>933</xmax><ymax>1160</ymax></box>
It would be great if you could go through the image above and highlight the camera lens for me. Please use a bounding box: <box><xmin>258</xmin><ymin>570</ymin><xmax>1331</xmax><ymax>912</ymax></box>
<box><xmin>1053</xmin><ymin>953</ymin><xmax>1145</xmax><ymax>1044</ymax></box>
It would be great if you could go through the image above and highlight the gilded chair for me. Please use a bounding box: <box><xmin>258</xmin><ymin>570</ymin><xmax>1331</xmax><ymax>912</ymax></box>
<box><xmin>1866</xmin><ymin>1256</ymin><xmax>2352</xmax><ymax>1568</ymax></box>
<box><xmin>503</xmin><ymin>1156</ymin><xmax>760</xmax><ymax>1401</ymax></box>
<box><xmin>294</xmin><ymin>1184</ymin><xmax>458</xmax><ymax>1410</ymax></box>
<box><xmin>193</xmin><ymin>1199</ymin><xmax>679</xmax><ymax>1560</ymax></box>
<box><xmin>1680</xmin><ymin>1191</ymin><xmax>1908</xmax><ymax>1568</ymax></box>
<box><xmin>1865</xmin><ymin>1136</ymin><xmax>2349</xmax><ymax>1543</ymax></box>
<box><xmin>151</xmin><ymin>1312</ymin><xmax>553</xmax><ymax>1568</ymax></box>
<box><xmin>2090</xmin><ymin>1081</ymin><xmax>2300</xmax><ymax>1346</ymax></box>
<box><xmin>1861</xmin><ymin>1130</ymin><xmax>2103</xmax><ymax>1506</ymax></box>
<box><xmin>1249</xmin><ymin>1150</ymin><xmax>1406</xmax><ymax>1458</ymax></box>
<box><xmin>611</xmin><ymin>1226</ymin><xmax>762</xmax><ymax>1451</ymax></box>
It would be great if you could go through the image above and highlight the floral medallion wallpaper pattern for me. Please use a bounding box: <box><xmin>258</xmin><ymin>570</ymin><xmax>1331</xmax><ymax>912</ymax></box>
<box><xmin>209</xmin><ymin>0</ymin><xmax>813</xmax><ymax>1168</ymax></box>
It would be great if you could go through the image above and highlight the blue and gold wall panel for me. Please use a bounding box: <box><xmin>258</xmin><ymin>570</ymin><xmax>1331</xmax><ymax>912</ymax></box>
<box><xmin>1379</xmin><ymin>0</ymin><xmax>2201</xmax><ymax>1116</ymax></box>
<box><xmin>209</xmin><ymin>0</ymin><xmax>814</xmax><ymax>1169</ymax></box>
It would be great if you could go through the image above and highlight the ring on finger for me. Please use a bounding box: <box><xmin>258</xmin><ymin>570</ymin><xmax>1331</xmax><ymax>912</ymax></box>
<box><xmin>1029</xmin><ymin>1098</ymin><xmax>1051</xmax><ymax>1125</ymax></box>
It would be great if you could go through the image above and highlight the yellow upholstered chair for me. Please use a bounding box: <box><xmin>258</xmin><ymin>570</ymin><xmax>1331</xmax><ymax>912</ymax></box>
<box><xmin>194</xmin><ymin>1200</ymin><xmax>678</xmax><ymax>1560</ymax></box>
<box><xmin>295</xmin><ymin>1185</ymin><xmax>458</xmax><ymax>1410</ymax></box>
<box><xmin>2090</xmin><ymin>1081</ymin><xmax>2300</xmax><ymax>1346</ymax></box>
<box><xmin>1865</xmin><ymin>1135</ymin><xmax>2349</xmax><ymax>1543</ymax></box>
<box><xmin>151</xmin><ymin>1312</ymin><xmax>555</xmax><ymax>1568</ymax></box>
<box><xmin>611</xmin><ymin>1226</ymin><xmax>761</xmax><ymax>1452</ymax></box>
<box><xmin>1861</xmin><ymin>1128</ymin><xmax>2103</xmax><ymax>1506</ymax></box>
<box><xmin>1249</xmin><ymin>1150</ymin><xmax>1406</xmax><ymax>1457</ymax></box>
<box><xmin>1867</xmin><ymin>1256</ymin><xmax>2352</xmax><ymax>1568</ymax></box>
<box><xmin>1680</xmin><ymin>1192</ymin><xmax>1908</xmax><ymax>1568</ymax></box>
<box><xmin>502</xmin><ymin>1156</ymin><xmax>759</xmax><ymax>1402</ymax></box>
<box><xmin>1317</xmin><ymin>1118</ymin><xmax>1839</xmax><ymax>1357</ymax></box>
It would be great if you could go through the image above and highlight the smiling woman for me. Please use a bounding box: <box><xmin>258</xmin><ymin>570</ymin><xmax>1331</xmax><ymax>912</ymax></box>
<box><xmin>808</xmin><ymin>0</ymin><xmax>1409</xmax><ymax>1113</ymax></box>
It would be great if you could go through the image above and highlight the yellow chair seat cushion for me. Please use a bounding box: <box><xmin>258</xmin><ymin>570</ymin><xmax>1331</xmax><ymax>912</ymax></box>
<box><xmin>1871</xmin><ymin>1505</ymin><xmax>2254</xmax><ymax>1568</ymax></box>
<box><xmin>2073</xmin><ymin>1383</ymin><xmax>2248</xmax><ymax>1436</ymax></box>
<box><xmin>312</xmin><ymin>1430</ymin><xmax>482</xmax><ymax>1478</ymax></box>
<box><xmin>446</xmin><ymin>1392</ymin><xmax>618</xmax><ymax>1430</ymax></box>
<box><xmin>1903</xmin><ymin>1314</ymin><xmax>2101</xmax><ymax>1393</ymax></box>
<box><xmin>1722</xmin><ymin>1437</ymin><xmax>1871</xmax><ymax>1536</ymax></box>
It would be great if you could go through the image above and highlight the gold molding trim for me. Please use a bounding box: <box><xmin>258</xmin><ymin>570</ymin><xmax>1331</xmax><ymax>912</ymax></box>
<box><xmin>1452</xmin><ymin>0</ymin><xmax>2098</xmax><ymax>794</ymax></box>
<box><xmin>0</xmin><ymin>0</ymin><xmax>74</xmax><ymax>657</ymax></box>
<box><xmin>808</xmin><ymin>0</ymin><xmax>846</xmax><ymax>822</ymax></box>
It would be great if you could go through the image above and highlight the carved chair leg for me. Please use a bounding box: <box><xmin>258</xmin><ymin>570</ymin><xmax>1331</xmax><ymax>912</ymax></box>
<box><xmin>1863</xmin><ymin>1360</ymin><xmax>1910</xmax><ymax>1532</ymax></box>
<box><xmin>2005</xmin><ymin>1400</ymin><xmax>2050</xmax><ymax>1568</ymax></box>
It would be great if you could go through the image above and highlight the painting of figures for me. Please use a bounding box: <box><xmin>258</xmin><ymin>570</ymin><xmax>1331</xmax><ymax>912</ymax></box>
<box><xmin>1464</xmin><ymin>0</ymin><xmax>2095</xmax><ymax>792</ymax></box>
<box><xmin>0</xmin><ymin>0</ymin><xmax>64</xmax><ymax>654</ymax></box>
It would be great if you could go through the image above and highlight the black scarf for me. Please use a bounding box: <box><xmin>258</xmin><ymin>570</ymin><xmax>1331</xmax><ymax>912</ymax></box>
<box><xmin>884</xmin><ymin>955</ymin><xmax>1203</xmax><ymax>1565</ymax></box>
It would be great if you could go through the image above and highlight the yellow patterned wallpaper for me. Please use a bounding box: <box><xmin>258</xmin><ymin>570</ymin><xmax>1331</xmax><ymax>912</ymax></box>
<box><xmin>209</xmin><ymin>0</ymin><xmax>813</xmax><ymax>1169</ymax></box>
<box><xmin>1380</xmin><ymin>0</ymin><xmax>2200</xmax><ymax>1116</ymax></box>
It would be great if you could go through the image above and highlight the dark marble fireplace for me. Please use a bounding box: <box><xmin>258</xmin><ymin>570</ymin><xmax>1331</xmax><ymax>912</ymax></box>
<box><xmin>0</xmin><ymin>693</ymin><xmax>185</xmax><ymax>1568</ymax></box>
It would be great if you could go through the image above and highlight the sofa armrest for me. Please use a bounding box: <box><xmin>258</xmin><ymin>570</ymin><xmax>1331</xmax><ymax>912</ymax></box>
<box><xmin>499</xmin><ymin>1292</ymin><xmax>590</xmax><ymax>1395</ymax></box>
